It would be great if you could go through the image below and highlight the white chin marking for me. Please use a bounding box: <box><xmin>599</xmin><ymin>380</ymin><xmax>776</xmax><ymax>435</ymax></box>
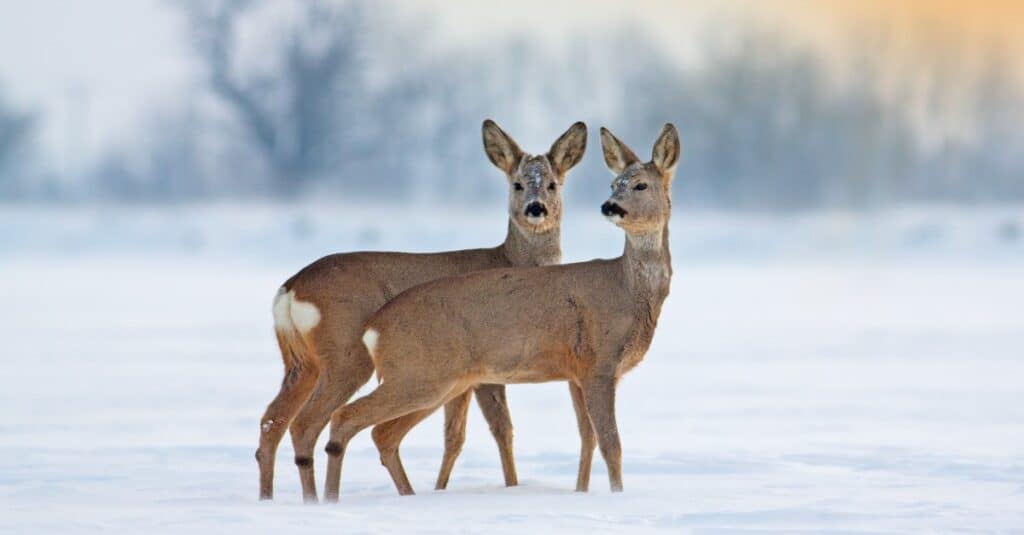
<box><xmin>525</xmin><ymin>215</ymin><xmax>546</xmax><ymax>225</ymax></box>
<box><xmin>605</xmin><ymin>214</ymin><xmax>623</xmax><ymax>224</ymax></box>
<box><xmin>272</xmin><ymin>288</ymin><xmax>321</xmax><ymax>334</ymax></box>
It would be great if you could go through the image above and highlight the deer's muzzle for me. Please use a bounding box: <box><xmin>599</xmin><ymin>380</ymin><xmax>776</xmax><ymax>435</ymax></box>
<box><xmin>601</xmin><ymin>201</ymin><xmax>627</xmax><ymax>218</ymax></box>
<box><xmin>524</xmin><ymin>202</ymin><xmax>548</xmax><ymax>218</ymax></box>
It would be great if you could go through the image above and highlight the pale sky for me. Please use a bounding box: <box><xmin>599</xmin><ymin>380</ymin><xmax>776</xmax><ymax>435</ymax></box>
<box><xmin>0</xmin><ymin>0</ymin><xmax>1020</xmax><ymax>173</ymax></box>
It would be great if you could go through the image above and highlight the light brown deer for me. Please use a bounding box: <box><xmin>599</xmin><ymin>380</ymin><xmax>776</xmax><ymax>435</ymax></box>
<box><xmin>322</xmin><ymin>124</ymin><xmax>678</xmax><ymax>500</ymax></box>
<box><xmin>258</xmin><ymin>119</ymin><xmax>587</xmax><ymax>501</ymax></box>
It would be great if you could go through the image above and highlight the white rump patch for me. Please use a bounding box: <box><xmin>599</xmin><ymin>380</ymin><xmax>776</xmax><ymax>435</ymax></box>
<box><xmin>289</xmin><ymin>296</ymin><xmax>321</xmax><ymax>334</ymax></box>
<box><xmin>272</xmin><ymin>288</ymin><xmax>321</xmax><ymax>334</ymax></box>
<box><xmin>363</xmin><ymin>328</ymin><xmax>382</xmax><ymax>383</ymax></box>
<box><xmin>362</xmin><ymin>328</ymin><xmax>379</xmax><ymax>359</ymax></box>
<box><xmin>272</xmin><ymin>287</ymin><xmax>292</xmax><ymax>330</ymax></box>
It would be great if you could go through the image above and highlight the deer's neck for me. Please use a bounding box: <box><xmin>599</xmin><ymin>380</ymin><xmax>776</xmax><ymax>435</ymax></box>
<box><xmin>623</xmin><ymin>224</ymin><xmax>672</xmax><ymax>305</ymax></box>
<box><xmin>614</xmin><ymin>223</ymin><xmax>672</xmax><ymax>375</ymax></box>
<box><xmin>500</xmin><ymin>220</ymin><xmax>562</xmax><ymax>267</ymax></box>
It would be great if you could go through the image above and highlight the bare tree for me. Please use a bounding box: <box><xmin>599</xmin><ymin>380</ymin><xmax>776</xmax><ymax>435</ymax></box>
<box><xmin>90</xmin><ymin>103</ymin><xmax>209</xmax><ymax>202</ymax></box>
<box><xmin>965</xmin><ymin>44</ymin><xmax>1024</xmax><ymax>200</ymax></box>
<box><xmin>0</xmin><ymin>87</ymin><xmax>36</xmax><ymax>198</ymax></box>
<box><xmin>180</xmin><ymin>0</ymin><xmax>371</xmax><ymax>195</ymax></box>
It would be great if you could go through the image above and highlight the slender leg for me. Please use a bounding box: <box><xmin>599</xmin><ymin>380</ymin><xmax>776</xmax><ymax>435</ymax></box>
<box><xmin>435</xmin><ymin>389</ymin><xmax>472</xmax><ymax>490</ymax></box>
<box><xmin>372</xmin><ymin>407</ymin><xmax>438</xmax><ymax>495</ymax></box>
<box><xmin>256</xmin><ymin>334</ymin><xmax>319</xmax><ymax>500</ymax></box>
<box><xmin>322</xmin><ymin>378</ymin><xmax>456</xmax><ymax>502</ymax></box>
<box><xmin>474</xmin><ymin>384</ymin><xmax>518</xmax><ymax>487</ymax></box>
<box><xmin>582</xmin><ymin>376</ymin><xmax>623</xmax><ymax>492</ymax></box>
<box><xmin>288</xmin><ymin>345</ymin><xmax>373</xmax><ymax>503</ymax></box>
<box><xmin>568</xmin><ymin>382</ymin><xmax>597</xmax><ymax>492</ymax></box>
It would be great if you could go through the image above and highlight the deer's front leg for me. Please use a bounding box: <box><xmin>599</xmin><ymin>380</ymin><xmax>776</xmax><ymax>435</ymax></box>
<box><xmin>474</xmin><ymin>384</ymin><xmax>518</xmax><ymax>487</ymax></box>
<box><xmin>435</xmin><ymin>389</ymin><xmax>472</xmax><ymax>490</ymax></box>
<box><xmin>568</xmin><ymin>382</ymin><xmax>596</xmax><ymax>492</ymax></box>
<box><xmin>582</xmin><ymin>375</ymin><xmax>623</xmax><ymax>492</ymax></box>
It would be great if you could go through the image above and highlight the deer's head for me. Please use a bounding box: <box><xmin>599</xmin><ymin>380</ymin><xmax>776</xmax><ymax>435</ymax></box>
<box><xmin>483</xmin><ymin>120</ymin><xmax>587</xmax><ymax>234</ymax></box>
<box><xmin>599</xmin><ymin>124</ymin><xmax>679</xmax><ymax>235</ymax></box>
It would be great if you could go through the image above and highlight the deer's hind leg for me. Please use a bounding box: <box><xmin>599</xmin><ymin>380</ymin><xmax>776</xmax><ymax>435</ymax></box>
<box><xmin>323</xmin><ymin>377</ymin><xmax>459</xmax><ymax>502</ymax></box>
<box><xmin>372</xmin><ymin>407</ymin><xmax>439</xmax><ymax>495</ymax></box>
<box><xmin>257</xmin><ymin>333</ymin><xmax>320</xmax><ymax>500</ymax></box>
<box><xmin>474</xmin><ymin>384</ymin><xmax>518</xmax><ymax>487</ymax></box>
<box><xmin>289</xmin><ymin>335</ymin><xmax>374</xmax><ymax>502</ymax></box>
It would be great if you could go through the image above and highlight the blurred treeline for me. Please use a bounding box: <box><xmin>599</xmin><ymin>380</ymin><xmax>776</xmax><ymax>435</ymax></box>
<box><xmin>0</xmin><ymin>0</ymin><xmax>1022</xmax><ymax>209</ymax></box>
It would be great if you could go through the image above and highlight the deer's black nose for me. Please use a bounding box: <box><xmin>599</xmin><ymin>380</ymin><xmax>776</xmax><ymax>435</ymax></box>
<box><xmin>601</xmin><ymin>201</ymin><xmax>627</xmax><ymax>217</ymax></box>
<box><xmin>525</xmin><ymin>202</ymin><xmax>547</xmax><ymax>218</ymax></box>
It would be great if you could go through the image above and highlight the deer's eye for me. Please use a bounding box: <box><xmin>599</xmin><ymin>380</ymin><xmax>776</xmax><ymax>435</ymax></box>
<box><xmin>634</xmin><ymin>183</ymin><xmax>648</xmax><ymax>191</ymax></box>
<box><xmin>547</xmin><ymin>182</ymin><xmax>556</xmax><ymax>191</ymax></box>
<box><xmin>513</xmin><ymin>183</ymin><xmax>524</xmax><ymax>191</ymax></box>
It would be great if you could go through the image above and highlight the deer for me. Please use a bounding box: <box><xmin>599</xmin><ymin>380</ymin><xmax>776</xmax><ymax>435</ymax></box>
<box><xmin>258</xmin><ymin>119</ymin><xmax>587</xmax><ymax>502</ymax></box>
<box><xmin>321</xmin><ymin>124</ymin><xmax>678</xmax><ymax>500</ymax></box>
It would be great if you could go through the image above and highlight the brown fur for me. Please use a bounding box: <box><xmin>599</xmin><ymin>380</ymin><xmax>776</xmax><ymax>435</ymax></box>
<box><xmin>256</xmin><ymin>120</ymin><xmax>587</xmax><ymax>501</ymax></box>
<box><xmin>322</xmin><ymin>124</ymin><xmax>680</xmax><ymax>499</ymax></box>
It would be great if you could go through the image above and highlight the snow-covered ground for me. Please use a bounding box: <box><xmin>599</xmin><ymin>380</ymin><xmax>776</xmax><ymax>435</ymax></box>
<box><xmin>2</xmin><ymin>205</ymin><xmax>1023</xmax><ymax>533</ymax></box>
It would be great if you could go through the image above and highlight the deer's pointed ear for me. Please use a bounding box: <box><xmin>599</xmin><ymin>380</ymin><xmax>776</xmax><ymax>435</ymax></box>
<box><xmin>547</xmin><ymin>121</ymin><xmax>587</xmax><ymax>178</ymax></box>
<box><xmin>600</xmin><ymin>127</ymin><xmax>640</xmax><ymax>175</ymax></box>
<box><xmin>651</xmin><ymin>123</ymin><xmax>680</xmax><ymax>175</ymax></box>
<box><xmin>482</xmin><ymin>119</ymin><xmax>524</xmax><ymax>175</ymax></box>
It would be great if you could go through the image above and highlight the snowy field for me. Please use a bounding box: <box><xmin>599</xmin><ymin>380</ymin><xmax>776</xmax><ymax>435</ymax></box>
<box><xmin>2</xmin><ymin>205</ymin><xmax>1023</xmax><ymax>533</ymax></box>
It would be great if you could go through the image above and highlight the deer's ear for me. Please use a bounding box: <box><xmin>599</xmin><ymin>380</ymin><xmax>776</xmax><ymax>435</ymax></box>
<box><xmin>600</xmin><ymin>127</ymin><xmax>640</xmax><ymax>175</ymax></box>
<box><xmin>482</xmin><ymin>119</ymin><xmax>524</xmax><ymax>175</ymax></box>
<box><xmin>547</xmin><ymin>121</ymin><xmax>587</xmax><ymax>178</ymax></box>
<box><xmin>651</xmin><ymin>123</ymin><xmax>680</xmax><ymax>176</ymax></box>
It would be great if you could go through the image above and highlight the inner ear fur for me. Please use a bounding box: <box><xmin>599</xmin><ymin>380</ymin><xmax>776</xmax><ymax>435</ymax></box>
<box><xmin>482</xmin><ymin>119</ymin><xmax>524</xmax><ymax>175</ymax></box>
<box><xmin>600</xmin><ymin>127</ymin><xmax>641</xmax><ymax>175</ymax></box>
<box><xmin>548</xmin><ymin>121</ymin><xmax>587</xmax><ymax>177</ymax></box>
<box><xmin>651</xmin><ymin>123</ymin><xmax>680</xmax><ymax>174</ymax></box>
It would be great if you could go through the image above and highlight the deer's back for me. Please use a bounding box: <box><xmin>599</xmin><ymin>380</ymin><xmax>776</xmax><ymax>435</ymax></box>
<box><xmin>367</xmin><ymin>258</ymin><xmax>637</xmax><ymax>383</ymax></box>
<box><xmin>282</xmin><ymin>247</ymin><xmax>506</xmax><ymax>322</ymax></box>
